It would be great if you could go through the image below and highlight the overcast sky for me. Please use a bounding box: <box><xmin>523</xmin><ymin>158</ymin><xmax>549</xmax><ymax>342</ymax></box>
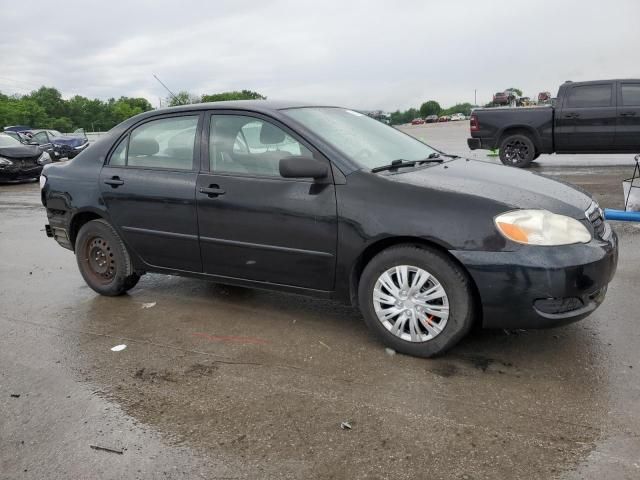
<box><xmin>1</xmin><ymin>0</ymin><xmax>638</xmax><ymax>111</ymax></box>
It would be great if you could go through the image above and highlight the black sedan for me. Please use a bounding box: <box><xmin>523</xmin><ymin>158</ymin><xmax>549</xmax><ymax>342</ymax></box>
<box><xmin>0</xmin><ymin>133</ymin><xmax>51</xmax><ymax>181</ymax></box>
<box><xmin>40</xmin><ymin>101</ymin><xmax>618</xmax><ymax>357</ymax></box>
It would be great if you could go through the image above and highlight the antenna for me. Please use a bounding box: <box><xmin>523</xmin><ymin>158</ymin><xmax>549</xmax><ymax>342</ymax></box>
<box><xmin>153</xmin><ymin>74</ymin><xmax>181</xmax><ymax>105</ymax></box>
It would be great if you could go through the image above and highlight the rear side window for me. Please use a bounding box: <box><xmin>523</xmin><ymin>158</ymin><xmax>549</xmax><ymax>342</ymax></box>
<box><xmin>621</xmin><ymin>83</ymin><xmax>640</xmax><ymax>106</ymax></box>
<box><xmin>109</xmin><ymin>137</ymin><xmax>127</xmax><ymax>166</ymax></box>
<box><xmin>566</xmin><ymin>84</ymin><xmax>612</xmax><ymax>108</ymax></box>
<box><xmin>111</xmin><ymin>116</ymin><xmax>198</xmax><ymax>170</ymax></box>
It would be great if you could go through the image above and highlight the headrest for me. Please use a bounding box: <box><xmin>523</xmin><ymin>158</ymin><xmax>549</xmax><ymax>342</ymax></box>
<box><xmin>259</xmin><ymin>123</ymin><xmax>285</xmax><ymax>144</ymax></box>
<box><xmin>129</xmin><ymin>138</ymin><xmax>159</xmax><ymax>156</ymax></box>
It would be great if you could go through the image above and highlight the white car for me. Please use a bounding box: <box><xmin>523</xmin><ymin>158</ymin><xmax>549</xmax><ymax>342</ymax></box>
<box><xmin>450</xmin><ymin>113</ymin><xmax>466</xmax><ymax>121</ymax></box>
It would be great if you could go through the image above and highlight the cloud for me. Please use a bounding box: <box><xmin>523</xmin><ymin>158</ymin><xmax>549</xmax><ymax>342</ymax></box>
<box><xmin>1</xmin><ymin>0</ymin><xmax>638</xmax><ymax>110</ymax></box>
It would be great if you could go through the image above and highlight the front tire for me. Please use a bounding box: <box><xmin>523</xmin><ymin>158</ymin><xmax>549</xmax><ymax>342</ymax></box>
<box><xmin>358</xmin><ymin>246</ymin><xmax>474</xmax><ymax>358</ymax></box>
<box><xmin>499</xmin><ymin>134</ymin><xmax>535</xmax><ymax>168</ymax></box>
<box><xmin>75</xmin><ymin>219</ymin><xmax>140</xmax><ymax>296</ymax></box>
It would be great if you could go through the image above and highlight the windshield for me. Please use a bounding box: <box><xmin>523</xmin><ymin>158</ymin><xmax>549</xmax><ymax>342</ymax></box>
<box><xmin>48</xmin><ymin>130</ymin><xmax>62</xmax><ymax>137</ymax></box>
<box><xmin>0</xmin><ymin>133</ymin><xmax>21</xmax><ymax>147</ymax></box>
<box><xmin>282</xmin><ymin>107</ymin><xmax>438</xmax><ymax>170</ymax></box>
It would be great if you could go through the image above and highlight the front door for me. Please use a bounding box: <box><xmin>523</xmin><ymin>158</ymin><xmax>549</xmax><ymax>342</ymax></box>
<box><xmin>100</xmin><ymin>113</ymin><xmax>202</xmax><ymax>272</ymax></box>
<box><xmin>555</xmin><ymin>82</ymin><xmax>617</xmax><ymax>152</ymax></box>
<box><xmin>616</xmin><ymin>81</ymin><xmax>640</xmax><ymax>150</ymax></box>
<box><xmin>196</xmin><ymin>112</ymin><xmax>337</xmax><ymax>291</ymax></box>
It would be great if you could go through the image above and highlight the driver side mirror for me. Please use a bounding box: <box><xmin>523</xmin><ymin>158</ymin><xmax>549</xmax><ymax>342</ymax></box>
<box><xmin>279</xmin><ymin>156</ymin><xmax>328</xmax><ymax>179</ymax></box>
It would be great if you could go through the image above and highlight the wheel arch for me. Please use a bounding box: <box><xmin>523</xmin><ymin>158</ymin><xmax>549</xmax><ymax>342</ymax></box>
<box><xmin>348</xmin><ymin>236</ymin><xmax>482</xmax><ymax>327</ymax></box>
<box><xmin>497</xmin><ymin>126</ymin><xmax>541</xmax><ymax>152</ymax></box>
<box><xmin>69</xmin><ymin>209</ymin><xmax>107</xmax><ymax>251</ymax></box>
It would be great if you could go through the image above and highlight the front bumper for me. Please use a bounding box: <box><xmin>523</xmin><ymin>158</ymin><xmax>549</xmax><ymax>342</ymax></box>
<box><xmin>0</xmin><ymin>164</ymin><xmax>43</xmax><ymax>181</ymax></box>
<box><xmin>452</xmin><ymin>230</ymin><xmax>618</xmax><ymax>329</ymax></box>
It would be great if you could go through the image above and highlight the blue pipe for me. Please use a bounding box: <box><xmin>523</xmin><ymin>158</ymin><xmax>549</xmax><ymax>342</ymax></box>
<box><xmin>604</xmin><ymin>208</ymin><xmax>640</xmax><ymax>222</ymax></box>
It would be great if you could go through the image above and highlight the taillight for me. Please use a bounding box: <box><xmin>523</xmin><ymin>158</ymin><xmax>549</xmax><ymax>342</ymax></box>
<box><xmin>470</xmin><ymin>114</ymin><xmax>479</xmax><ymax>132</ymax></box>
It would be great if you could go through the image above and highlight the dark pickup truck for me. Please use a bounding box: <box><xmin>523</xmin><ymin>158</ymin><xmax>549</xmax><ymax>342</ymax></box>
<box><xmin>468</xmin><ymin>79</ymin><xmax>640</xmax><ymax>167</ymax></box>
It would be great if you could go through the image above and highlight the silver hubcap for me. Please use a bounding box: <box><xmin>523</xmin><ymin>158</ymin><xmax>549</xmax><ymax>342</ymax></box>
<box><xmin>372</xmin><ymin>265</ymin><xmax>449</xmax><ymax>343</ymax></box>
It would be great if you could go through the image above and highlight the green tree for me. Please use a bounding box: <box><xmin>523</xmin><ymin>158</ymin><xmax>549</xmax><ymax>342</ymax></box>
<box><xmin>201</xmin><ymin>90</ymin><xmax>266</xmax><ymax>102</ymax></box>
<box><xmin>167</xmin><ymin>91</ymin><xmax>201</xmax><ymax>107</ymax></box>
<box><xmin>441</xmin><ymin>103</ymin><xmax>474</xmax><ymax>116</ymax></box>
<box><xmin>419</xmin><ymin>100</ymin><xmax>441</xmax><ymax>118</ymax></box>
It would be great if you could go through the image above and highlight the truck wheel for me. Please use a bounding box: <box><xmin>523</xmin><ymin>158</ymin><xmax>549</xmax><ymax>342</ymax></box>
<box><xmin>75</xmin><ymin>219</ymin><xmax>140</xmax><ymax>296</ymax></box>
<box><xmin>358</xmin><ymin>245</ymin><xmax>474</xmax><ymax>358</ymax></box>
<box><xmin>499</xmin><ymin>134</ymin><xmax>535</xmax><ymax>168</ymax></box>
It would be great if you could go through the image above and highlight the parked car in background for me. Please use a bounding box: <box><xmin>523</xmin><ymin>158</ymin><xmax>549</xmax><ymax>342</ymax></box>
<box><xmin>450</xmin><ymin>113</ymin><xmax>466</xmax><ymax>121</ymax></box>
<box><xmin>40</xmin><ymin>101</ymin><xmax>618</xmax><ymax>357</ymax></box>
<box><xmin>28</xmin><ymin>129</ymin><xmax>89</xmax><ymax>160</ymax></box>
<box><xmin>0</xmin><ymin>133</ymin><xmax>51</xmax><ymax>181</ymax></box>
<box><xmin>437</xmin><ymin>115</ymin><xmax>450</xmax><ymax>122</ymax></box>
<box><xmin>468</xmin><ymin>79</ymin><xmax>640</xmax><ymax>167</ymax></box>
<box><xmin>410</xmin><ymin>118</ymin><xmax>425</xmax><ymax>125</ymax></box>
<box><xmin>425</xmin><ymin>115</ymin><xmax>439</xmax><ymax>123</ymax></box>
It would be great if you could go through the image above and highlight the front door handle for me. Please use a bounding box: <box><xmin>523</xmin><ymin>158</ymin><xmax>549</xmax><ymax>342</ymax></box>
<box><xmin>104</xmin><ymin>176</ymin><xmax>124</xmax><ymax>187</ymax></box>
<box><xmin>620</xmin><ymin>111</ymin><xmax>637</xmax><ymax>117</ymax></box>
<box><xmin>199</xmin><ymin>185</ymin><xmax>226</xmax><ymax>197</ymax></box>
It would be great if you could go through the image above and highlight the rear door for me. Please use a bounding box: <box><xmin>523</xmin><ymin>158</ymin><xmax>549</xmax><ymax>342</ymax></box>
<box><xmin>99</xmin><ymin>113</ymin><xmax>202</xmax><ymax>272</ymax></box>
<box><xmin>196</xmin><ymin>111</ymin><xmax>338</xmax><ymax>291</ymax></box>
<box><xmin>616</xmin><ymin>81</ymin><xmax>640</xmax><ymax>150</ymax></box>
<box><xmin>555</xmin><ymin>82</ymin><xmax>616</xmax><ymax>152</ymax></box>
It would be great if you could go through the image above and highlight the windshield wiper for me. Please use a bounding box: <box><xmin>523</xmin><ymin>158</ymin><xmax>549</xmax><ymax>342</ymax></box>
<box><xmin>371</xmin><ymin>154</ymin><xmax>443</xmax><ymax>173</ymax></box>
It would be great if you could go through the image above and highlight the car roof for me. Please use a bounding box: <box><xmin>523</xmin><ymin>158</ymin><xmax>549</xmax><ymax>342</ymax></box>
<box><xmin>152</xmin><ymin>100</ymin><xmax>339</xmax><ymax>116</ymax></box>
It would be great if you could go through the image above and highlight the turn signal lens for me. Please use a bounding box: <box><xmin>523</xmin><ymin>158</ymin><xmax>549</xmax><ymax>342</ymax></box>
<box><xmin>495</xmin><ymin>209</ymin><xmax>591</xmax><ymax>246</ymax></box>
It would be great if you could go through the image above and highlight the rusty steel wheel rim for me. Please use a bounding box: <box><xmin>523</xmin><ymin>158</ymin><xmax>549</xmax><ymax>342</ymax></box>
<box><xmin>84</xmin><ymin>236</ymin><xmax>116</xmax><ymax>284</ymax></box>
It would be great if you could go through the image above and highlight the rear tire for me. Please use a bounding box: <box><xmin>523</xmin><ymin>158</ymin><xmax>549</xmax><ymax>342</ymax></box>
<box><xmin>75</xmin><ymin>219</ymin><xmax>140</xmax><ymax>296</ymax></box>
<box><xmin>499</xmin><ymin>134</ymin><xmax>535</xmax><ymax>168</ymax></box>
<box><xmin>358</xmin><ymin>245</ymin><xmax>474</xmax><ymax>358</ymax></box>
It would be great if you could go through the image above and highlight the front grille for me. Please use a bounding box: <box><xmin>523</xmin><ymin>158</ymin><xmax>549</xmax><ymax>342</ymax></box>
<box><xmin>17</xmin><ymin>156</ymin><xmax>40</xmax><ymax>168</ymax></box>
<box><xmin>586</xmin><ymin>201</ymin><xmax>607</xmax><ymax>239</ymax></box>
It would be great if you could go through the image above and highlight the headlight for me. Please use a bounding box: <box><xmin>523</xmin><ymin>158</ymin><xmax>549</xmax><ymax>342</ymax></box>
<box><xmin>38</xmin><ymin>151</ymin><xmax>51</xmax><ymax>164</ymax></box>
<box><xmin>53</xmin><ymin>143</ymin><xmax>63</xmax><ymax>148</ymax></box>
<box><xmin>39</xmin><ymin>174</ymin><xmax>47</xmax><ymax>189</ymax></box>
<box><xmin>0</xmin><ymin>156</ymin><xmax>13</xmax><ymax>166</ymax></box>
<box><xmin>495</xmin><ymin>209</ymin><xmax>591</xmax><ymax>246</ymax></box>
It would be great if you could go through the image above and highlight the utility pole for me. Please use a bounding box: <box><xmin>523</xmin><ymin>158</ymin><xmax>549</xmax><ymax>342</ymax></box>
<box><xmin>474</xmin><ymin>89</ymin><xmax>477</xmax><ymax>106</ymax></box>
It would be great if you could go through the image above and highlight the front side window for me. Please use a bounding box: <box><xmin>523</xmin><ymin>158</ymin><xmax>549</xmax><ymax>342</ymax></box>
<box><xmin>32</xmin><ymin>131</ymin><xmax>49</xmax><ymax>143</ymax></box>
<box><xmin>124</xmin><ymin>116</ymin><xmax>198</xmax><ymax>170</ymax></box>
<box><xmin>282</xmin><ymin>107</ymin><xmax>438</xmax><ymax>170</ymax></box>
<box><xmin>566</xmin><ymin>84</ymin><xmax>612</xmax><ymax>108</ymax></box>
<box><xmin>210</xmin><ymin>115</ymin><xmax>312</xmax><ymax>177</ymax></box>
<box><xmin>621</xmin><ymin>83</ymin><xmax>640</xmax><ymax>106</ymax></box>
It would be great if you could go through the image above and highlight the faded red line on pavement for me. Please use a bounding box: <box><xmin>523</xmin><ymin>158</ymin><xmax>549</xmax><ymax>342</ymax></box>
<box><xmin>191</xmin><ymin>332</ymin><xmax>270</xmax><ymax>345</ymax></box>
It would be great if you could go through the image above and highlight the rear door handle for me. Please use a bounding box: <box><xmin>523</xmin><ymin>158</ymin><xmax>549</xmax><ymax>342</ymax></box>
<box><xmin>104</xmin><ymin>177</ymin><xmax>124</xmax><ymax>187</ymax></box>
<box><xmin>199</xmin><ymin>185</ymin><xmax>226</xmax><ymax>197</ymax></box>
<box><xmin>564</xmin><ymin>113</ymin><xmax>580</xmax><ymax>119</ymax></box>
<box><xmin>620</xmin><ymin>111</ymin><xmax>637</xmax><ymax>117</ymax></box>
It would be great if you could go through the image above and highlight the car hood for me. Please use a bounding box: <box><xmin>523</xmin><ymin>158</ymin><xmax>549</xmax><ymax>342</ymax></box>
<box><xmin>52</xmin><ymin>135</ymin><xmax>87</xmax><ymax>147</ymax></box>
<box><xmin>0</xmin><ymin>144</ymin><xmax>42</xmax><ymax>159</ymax></box>
<box><xmin>384</xmin><ymin>158</ymin><xmax>593</xmax><ymax>218</ymax></box>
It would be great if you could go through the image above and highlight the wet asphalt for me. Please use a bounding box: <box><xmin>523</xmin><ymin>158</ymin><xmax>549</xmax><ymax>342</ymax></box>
<box><xmin>1</xmin><ymin>123</ymin><xmax>639</xmax><ymax>479</ymax></box>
